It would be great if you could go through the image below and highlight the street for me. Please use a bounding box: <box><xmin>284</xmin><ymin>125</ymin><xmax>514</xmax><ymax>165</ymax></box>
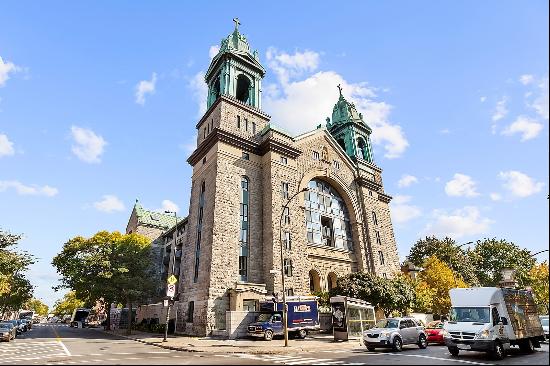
<box><xmin>1</xmin><ymin>324</ymin><xmax>548</xmax><ymax>365</ymax></box>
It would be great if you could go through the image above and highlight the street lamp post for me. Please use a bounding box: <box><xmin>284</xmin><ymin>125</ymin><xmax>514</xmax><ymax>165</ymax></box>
<box><xmin>278</xmin><ymin>187</ymin><xmax>308</xmax><ymax>347</ymax></box>
<box><xmin>530</xmin><ymin>249</ymin><xmax>549</xmax><ymax>257</ymax></box>
<box><xmin>163</xmin><ymin>211</ymin><xmax>178</xmax><ymax>342</ymax></box>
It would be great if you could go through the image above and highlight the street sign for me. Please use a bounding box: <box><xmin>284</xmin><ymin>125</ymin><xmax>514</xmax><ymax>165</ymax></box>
<box><xmin>167</xmin><ymin>275</ymin><xmax>178</xmax><ymax>285</ymax></box>
<box><xmin>166</xmin><ymin>284</ymin><xmax>176</xmax><ymax>297</ymax></box>
<box><xmin>163</xmin><ymin>299</ymin><xmax>168</xmax><ymax>307</ymax></box>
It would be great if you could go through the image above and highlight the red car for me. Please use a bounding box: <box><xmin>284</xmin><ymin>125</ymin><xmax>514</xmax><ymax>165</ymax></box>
<box><xmin>425</xmin><ymin>321</ymin><xmax>445</xmax><ymax>344</ymax></box>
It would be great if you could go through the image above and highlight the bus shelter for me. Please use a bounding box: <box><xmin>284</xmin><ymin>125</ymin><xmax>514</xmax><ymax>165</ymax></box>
<box><xmin>330</xmin><ymin>296</ymin><xmax>376</xmax><ymax>341</ymax></box>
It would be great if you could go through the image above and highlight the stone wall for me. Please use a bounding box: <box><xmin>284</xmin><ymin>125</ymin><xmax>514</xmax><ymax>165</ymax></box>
<box><xmin>226</xmin><ymin>311</ymin><xmax>260</xmax><ymax>339</ymax></box>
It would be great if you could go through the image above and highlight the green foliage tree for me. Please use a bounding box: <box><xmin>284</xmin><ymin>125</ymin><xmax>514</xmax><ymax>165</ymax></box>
<box><xmin>52</xmin><ymin>231</ymin><xmax>155</xmax><ymax>333</ymax></box>
<box><xmin>335</xmin><ymin>272</ymin><xmax>415</xmax><ymax>317</ymax></box>
<box><xmin>527</xmin><ymin>261</ymin><xmax>549</xmax><ymax>315</ymax></box>
<box><xmin>24</xmin><ymin>298</ymin><xmax>49</xmax><ymax>317</ymax></box>
<box><xmin>417</xmin><ymin>256</ymin><xmax>467</xmax><ymax>316</ymax></box>
<box><xmin>0</xmin><ymin>229</ymin><xmax>35</xmax><ymax>317</ymax></box>
<box><xmin>469</xmin><ymin>238</ymin><xmax>536</xmax><ymax>287</ymax></box>
<box><xmin>406</xmin><ymin>236</ymin><xmax>478</xmax><ymax>285</ymax></box>
<box><xmin>53</xmin><ymin>291</ymin><xmax>86</xmax><ymax>317</ymax></box>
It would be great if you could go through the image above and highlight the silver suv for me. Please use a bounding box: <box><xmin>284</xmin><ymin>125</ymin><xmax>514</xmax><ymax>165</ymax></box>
<box><xmin>363</xmin><ymin>317</ymin><xmax>427</xmax><ymax>352</ymax></box>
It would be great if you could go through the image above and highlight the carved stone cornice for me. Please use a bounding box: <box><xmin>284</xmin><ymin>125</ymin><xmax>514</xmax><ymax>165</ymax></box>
<box><xmin>378</xmin><ymin>192</ymin><xmax>392</xmax><ymax>203</ymax></box>
<box><xmin>355</xmin><ymin>176</ymin><xmax>382</xmax><ymax>192</ymax></box>
<box><xmin>195</xmin><ymin>94</ymin><xmax>270</xmax><ymax>129</ymax></box>
<box><xmin>258</xmin><ymin>137</ymin><xmax>301</xmax><ymax>159</ymax></box>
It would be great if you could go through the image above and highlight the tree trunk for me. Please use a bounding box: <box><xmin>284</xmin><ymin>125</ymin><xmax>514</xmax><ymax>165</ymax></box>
<box><xmin>126</xmin><ymin>296</ymin><xmax>131</xmax><ymax>335</ymax></box>
<box><xmin>105</xmin><ymin>301</ymin><xmax>111</xmax><ymax>331</ymax></box>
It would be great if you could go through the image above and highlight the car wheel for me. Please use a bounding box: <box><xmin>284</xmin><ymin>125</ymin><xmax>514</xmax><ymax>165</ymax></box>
<box><xmin>448</xmin><ymin>347</ymin><xmax>459</xmax><ymax>356</ymax></box>
<box><xmin>298</xmin><ymin>329</ymin><xmax>307</xmax><ymax>339</ymax></box>
<box><xmin>418</xmin><ymin>334</ymin><xmax>427</xmax><ymax>349</ymax></box>
<box><xmin>519</xmin><ymin>338</ymin><xmax>535</xmax><ymax>353</ymax></box>
<box><xmin>492</xmin><ymin>341</ymin><xmax>505</xmax><ymax>360</ymax></box>
<box><xmin>264</xmin><ymin>330</ymin><xmax>273</xmax><ymax>341</ymax></box>
<box><xmin>392</xmin><ymin>337</ymin><xmax>403</xmax><ymax>352</ymax></box>
<box><xmin>366</xmin><ymin>345</ymin><xmax>376</xmax><ymax>352</ymax></box>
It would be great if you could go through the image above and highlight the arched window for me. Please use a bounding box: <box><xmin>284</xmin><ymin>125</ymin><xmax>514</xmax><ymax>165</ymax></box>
<box><xmin>212</xmin><ymin>75</ymin><xmax>221</xmax><ymax>100</ymax></box>
<box><xmin>236</xmin><ymin>74</ymin><xmax>251</xmax><ymax>104</ymax></box>
<box><xmin>327</xmin><ymin>272</ymin><xmax>337</xmax><ymax>291</ymax></box>
<box><xmin>309</xmin><ymin>270</ymin><xmax>321</xmax><ymax>293</ymax></box>
<box><xmin>357</xmin><ymin>137</ymin><xmax>368</xmax><ymax>160</ymax></box>
<box><xmin>239</xmin><ymin>177</ymin><xmax>249</xmax><ymax>281</ymax></box>
<box><xmin>304</xmin><ymin>179</ymin><xmax>353</xmax><ymax>250</ymax></box>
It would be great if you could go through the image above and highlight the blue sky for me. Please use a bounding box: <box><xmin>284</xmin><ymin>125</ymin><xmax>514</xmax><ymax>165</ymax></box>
<box><xmin>1</xmin><ymin>1</ymin><xmax>548</xmax><ymax>308</ymax></box>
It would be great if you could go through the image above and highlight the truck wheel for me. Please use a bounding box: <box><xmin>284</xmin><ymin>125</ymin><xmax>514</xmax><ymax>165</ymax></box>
<box><xmin>418</xmin><ymin>334</ymin><xmax>427</xmax><ymax>349</ymax></box>
<box><xmin>448</xmin><ymin>347</ymin><xmax>459</xmax><ymax>356</ymax></box>
<box><xmin>519</xmin><ymin>338</ymin><xmax>535</xmax><ymax>353</ymax></box>
<box><xmin>298</xmin><ymin>329</ymin><xmax>307</xmax><ymax>339</ymax></box>
<box><xmin>492</xmin><ymin>341</ymin><xmax>505</xmax><ymax>360</ymax></box>
<box><xmin>264</xmin><ymin>330</ymin><xmax>273</xmax><ymax>341</ymax></box>
<box><xmin>392</xmin><ymin>337</ymin><xmax>403</xmax><ymax>352</ymax></box>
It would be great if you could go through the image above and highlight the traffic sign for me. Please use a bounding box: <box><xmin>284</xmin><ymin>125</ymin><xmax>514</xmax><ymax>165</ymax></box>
<box><xmin>167</xmin><ymin>275</ymin><xmax>178</xmax><ymax>285</ymax></box>
<box><xmin>166</xmin><ymin>284</ymin><xmax>176</xmax><ymax>297</ymax></box>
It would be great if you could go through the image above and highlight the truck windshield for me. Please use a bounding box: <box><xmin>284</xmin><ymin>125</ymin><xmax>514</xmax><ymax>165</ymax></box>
<box><xmin>541</xmin><ymin>318</ymin><xmax>549</xmax><ymax>326</ymax></box>
<box><xmin>256</xmin><ymin>313</ymin><xmax>272</xmax><ymax>322</ymax></box>
<box><xmin>450</xmin><ymin>307</ymin><xmax>490</xmax><ymax>323</ymax></box>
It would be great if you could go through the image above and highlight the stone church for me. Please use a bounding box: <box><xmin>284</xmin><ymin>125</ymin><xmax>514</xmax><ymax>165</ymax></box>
<box><xmin>127</xmin><ymin>21</ymin><xmax>400</xmax><ymax>337</ymax></box>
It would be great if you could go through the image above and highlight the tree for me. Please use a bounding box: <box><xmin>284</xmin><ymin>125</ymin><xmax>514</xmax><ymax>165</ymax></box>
<box><xmin>0</xmin><ymin>229</ymin><xmax>35</xmax><ymax>317</ymax></box>
<box><xmin>53</xmin><ymin>291</ymin><xmax>86</xmax><ymax>317</ymax></box>
<box><xmin>527</xmin><ymin>261</ymin><xmax>549</xmax><ymax>315</ymax></box>
<box><xmin>403</xmin><ymin>276</ymin><xmax>435</xmax><ymax>314</ymax></box>
<box><xmin>469</xmin><ymin>238</ymin><xmax>536</xmax><ymax>287</ymax></box>
<box><xmin>417</xmin><ymin>256</ymin><xmax>467</xmax><ymax>316</ymax></box>
<box><xmin>335</xmin><ymin>272</ymin><xmax>415</xmax><ymax>317</ymax></box>
<box><xmin>52</xmin><ymin>231</ymin><xmax>156</xmax><ymax>333</ymax></box>
<box><xmin>24</xmin><ymin>298</ymin><xmax>49</xmax><ymax>316</ymax></box>
<box><xmin>406</xmin><ymin>236</ymin><xmax>478</xmax><ymax>285</ymax></box>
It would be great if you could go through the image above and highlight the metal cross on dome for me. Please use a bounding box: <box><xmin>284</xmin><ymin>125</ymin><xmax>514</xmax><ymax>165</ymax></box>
<box><xmin>337</xmin><ymin>84</ymin><xmax>343</xmax><ymax>96</ymax></box>
<box><xmin>233</xmin><ymin>17</ymin><xmax>241</xmax><ymax>30</ymax></box>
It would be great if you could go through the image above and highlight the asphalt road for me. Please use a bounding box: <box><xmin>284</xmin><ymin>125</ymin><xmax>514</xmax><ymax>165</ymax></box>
<box><xmin>1</xmin><ymin>324</ymin><xmax>548</xmax><ymax>365</ymax></box>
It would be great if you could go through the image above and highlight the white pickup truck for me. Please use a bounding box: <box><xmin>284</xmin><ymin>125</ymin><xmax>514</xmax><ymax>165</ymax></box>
<box><xmin>443</xmin><ymin>287</ymin><xmax>545</xmax><ymax>360</ymax></box>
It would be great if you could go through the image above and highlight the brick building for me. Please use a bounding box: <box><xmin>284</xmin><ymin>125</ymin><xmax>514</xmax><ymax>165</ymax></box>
<box><xmin>127</xmin><ymin>21</ymin><xmax>400</xmax><ymax>337</ymax></box>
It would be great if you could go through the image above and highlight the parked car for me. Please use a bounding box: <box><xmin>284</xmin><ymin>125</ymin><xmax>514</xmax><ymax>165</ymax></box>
<box><xmin>540</xmin><ymin>316</ymin><xmax>549</xmax><ymax>341</ymax></box>
<box><xmin>5</xmin><ymin>320</ymin><xmax>24</xmax><ymax>335</ymax></box>
<box><xmin>0</xmin><ymin>324</ymin><xmax>12</xmax><ymax>342</ymax></box>
<box><xmin>20</xmin><ymin>319</ymin><xmax>31</xmax><ymax>331</ymax></box>
<box><xmin>363</xmin><ymin>317</ymin><xmax>427</xmax><ymax>352</ymax></box>
<box><xmin>425</xmin><ymin>320</ymin><xmax>446</xmax><ymax>344</ymax></box>
<box><xmin>0</xmin><ymin>322</ymin><xmax>17</xmax><ymax>340</ymax></box>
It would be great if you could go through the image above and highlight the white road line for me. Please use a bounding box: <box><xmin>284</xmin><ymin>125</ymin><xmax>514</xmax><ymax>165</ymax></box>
<box><xmin>58</xmin><ymin>340</ymin><xmax>72</xmax><ymax>356</ymax></box>
<box><xmin>386</xmin><ymin>353</ymin><xmax>494</xmax><ymax>365</ymax></box>
<box><xmin>146</xmin><ymin>351</ymin><xmax>171</xmax><ymax>354</ymax></box>
<box><xmin>113</xmin><ymin>352</ymin><xmax>134</xmax><ymax>355</ymax></box>
<box><xmin>287</xmin><ymin>358</ymin><xmax>333</xmax><ymax>365</ymax></box>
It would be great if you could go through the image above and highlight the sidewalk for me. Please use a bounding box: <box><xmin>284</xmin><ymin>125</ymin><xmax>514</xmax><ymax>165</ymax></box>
<box><xmin>100</xmin><ymin>329</ymin><xmax>364</xmax><ymax>355</ymax></box>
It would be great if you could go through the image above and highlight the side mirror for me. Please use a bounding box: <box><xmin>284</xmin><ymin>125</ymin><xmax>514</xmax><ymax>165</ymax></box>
<box><xmin>500</xmin><ymin>317</ymin><xmax>508</xmax><ymax>325</ymax></box>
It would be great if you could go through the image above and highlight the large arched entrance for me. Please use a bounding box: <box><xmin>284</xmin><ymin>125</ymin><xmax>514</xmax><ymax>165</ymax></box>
<box><xmin>327</xmin><ymin>272</ymin><xmax>338</xmax><ymax>291</ymax></box>
<box><xmin>235</xmin><ymin>74</ymin><xmax>251</xmax><ymax>104</ymax></box>
<box><xmin>304</xmin><ymin>179</ymin><xmax>353</xmax><ymax>250</ymax></box>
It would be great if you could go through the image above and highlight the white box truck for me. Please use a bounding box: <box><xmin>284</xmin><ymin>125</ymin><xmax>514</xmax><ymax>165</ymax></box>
<box><xmin>444</xmin><ymin>287</ymin><xmax>545</xmax><ymax>360</ymax></box>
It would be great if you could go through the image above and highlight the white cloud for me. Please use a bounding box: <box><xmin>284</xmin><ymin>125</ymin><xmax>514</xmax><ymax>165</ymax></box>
<box><xmin>531</xmin><ymin>77</ymin><xmax>549</xmax><ymax>120</ymax></box>
<box><xmin>70</xmin><ymin>126</ymin><xmax>106</xmax><ymax>164</ymax></box>
<box><xmin>492</xmin><ymin>97</ymin><xmax>508</xmax><ymax>122</ymax></box>
<box><xmin>498</xmin><ymin>170</ymin><xmax>544</xmax><ymax>198</ymax></box>
<box><xmin>135</xmin><ymin>72</ymin><xmax>157</xmax><ymax>105</ymax></box>
<box><xmin>93</xmin><ymin>195</ymin><xmax>125</xmax><ymax>213</ymax></box>
<box><xmin>519</xmin><ymin>74</ymin><xmax>534</xmax><ymax>85</ymax></box>
<box><xmin>445</xmin><ymin>173</ymin><xmax>480</xmax><ymax>198</ymax></box>
<box><xmin>179</xmin><ymin>134</ymin><xmax>197</xmax><ymax>155</ymax></box>
<box><xmin>0</xmin><ymin>56</ymin><xmax>20</xmax><ymax>87</ymax></box>
<box><xmin>439</xmin><ymin>128</ymin><xmax>451</xmax><ymax>134</ymax></box>
<box><xmin>263</xmin><ymin>49</ymin><xmax>408</xmax><ymax>159</ymax></box>
<box><xmin>480</xmin><ymin>96</ymin><xmax>487</xmax><ymax>102</ymax></box>
<box><xmin>209</xmin><ymin>45</ymin><xmax>220</xmax><ymax>59</ymax></box>
<box><xmin>160</xmin><ymin>199</ymin><xmax>179</xmax><ymax>213</ymax></box>
<box><xmin>397</xmin><ymin>174</ymin><xmax>418</xmax><ymax>188</ymax></box>
<box><xmin>490</xmin><ymin>193</ymin><xmax>502</xmax><ymax>201</ymax></box>
<box><xmin>0</xmin><ymin>180</ymin><xmax>58</xmax><ymax>197</ymax></box>
<box><xmin>501</xmin><ymin>115</ymin><xmax>543</xmax><ymax>141</ymax></box>
<box><xmin>422</xmin><ymin>206</ymin><xmax>493</xmax><ymax>239</ymax></box>
<box><xmin>188</xmin><ymin>71</ymin><xmax>208</xmax><ymax>118</ymax></box>
<box><xmin>0</xmin><ymin>133</ymin><xmax>15</xmax><ymax>157</ymax></box>
<box><xmin>390</xmin><ymin>195</ymin><xmax>421</xmax><ymax>224</ymax></box>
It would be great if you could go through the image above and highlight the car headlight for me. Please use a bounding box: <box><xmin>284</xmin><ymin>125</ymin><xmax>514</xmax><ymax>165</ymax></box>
<box><xmin>381</xmin><ymin>332</ymin><xmax>390</xmax><ymax>338</ymax></box>
<box><xmin>441</xmin><ymin>329</ymin><xmax>450</xmax><ymax>338</ymax></box>
<box><xmin>475</xmin><ymin>330</ymin><xmax>490</xmax><ymax>339</ymax></box>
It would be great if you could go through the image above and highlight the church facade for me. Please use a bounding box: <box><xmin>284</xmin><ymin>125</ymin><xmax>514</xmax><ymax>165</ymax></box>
<box><xmin>128</xmin><ymin>22</ymin><xmax>400</xmax><ymax>337</ymax></box>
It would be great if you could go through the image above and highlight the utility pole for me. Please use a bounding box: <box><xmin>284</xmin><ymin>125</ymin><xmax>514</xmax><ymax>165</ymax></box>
<box><xmin>163</xmin><ymin>211</ymin><xmax>178</xmax><ymax>342</ymax></box>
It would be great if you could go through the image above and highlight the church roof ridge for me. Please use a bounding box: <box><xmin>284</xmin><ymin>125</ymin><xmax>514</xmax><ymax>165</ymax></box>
<box><xmin>131</xmin><ymin>200</ymin><xmax>184</xmax><ymax>229</ymax></box>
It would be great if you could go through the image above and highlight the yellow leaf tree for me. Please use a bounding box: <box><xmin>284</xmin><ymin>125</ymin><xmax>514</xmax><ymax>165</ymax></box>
<box><xmin>528</xmin><ymin>262</ymin><xmax>549</xmax><ymax>315</ymax></box>
<box><xmin>418</xmin><ymin>256</ymin><xmax>468</xmax><ymax>316</ymax></box>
